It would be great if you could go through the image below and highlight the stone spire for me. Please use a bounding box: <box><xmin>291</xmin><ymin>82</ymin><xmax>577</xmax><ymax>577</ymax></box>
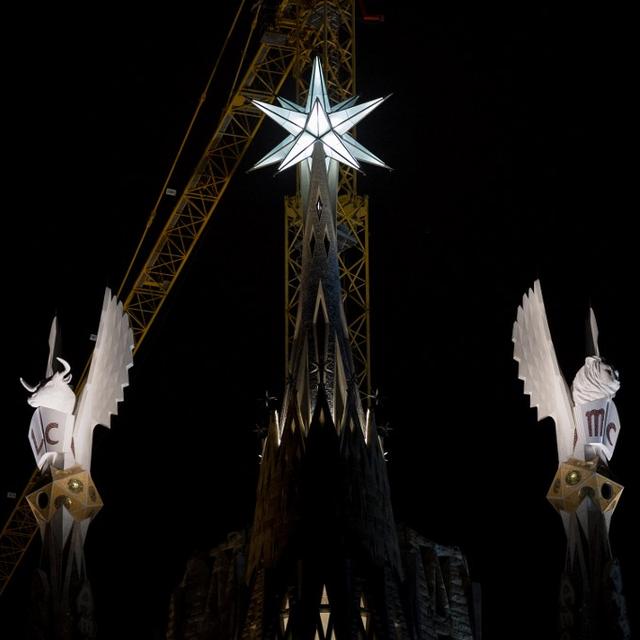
<box><xmin>281</xmin><ymin>141</ymin><xmax>361</xmax><ymax>434</ymax></box>
<box><xmin>243</xmin><ymin>58</ymin><xmax>407</xmax><ymax>639</ymax></box>
<box><xmin>165</xmin><ymin>55</ymin><xmax>477</xmax><ymax>640</ymax></box>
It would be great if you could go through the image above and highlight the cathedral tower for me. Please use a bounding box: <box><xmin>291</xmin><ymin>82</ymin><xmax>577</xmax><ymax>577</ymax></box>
<box><xmin>167</xmin><ymin>58</ymin><xmax>476</xmax><ymax>640</ymax></box>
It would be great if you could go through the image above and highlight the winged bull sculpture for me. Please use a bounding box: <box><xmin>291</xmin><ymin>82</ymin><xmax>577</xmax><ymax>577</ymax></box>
<box><xmin>512</xmin><ymin>279</ymin><xmax>630</xmax><ymax>639</ymax></box>
<box><xmin>18</xmin><ymin>287</ymin><xmax>134</xmax><ymax>638</ymax></box>
<box><xmin>20</xmin><ymin>288</ymin><xmax>134</xmax><ymax>474</ymax></box>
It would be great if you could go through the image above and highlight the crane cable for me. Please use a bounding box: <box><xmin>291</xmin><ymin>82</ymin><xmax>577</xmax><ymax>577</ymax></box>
<box><xmin>117</xmin><ymin>0</ymin><xmax>250</xmax><ymax>300</ymax></box>
<box><xmin>226</xmin><ymin>1</ymin><xmax>262</xmax><ymax>110</ymax></box>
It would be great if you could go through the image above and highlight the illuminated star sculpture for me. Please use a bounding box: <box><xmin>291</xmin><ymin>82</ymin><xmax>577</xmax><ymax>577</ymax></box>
<box><xmin>251</xmin><ymin>56</ymin><xmax>389</xmax><ymax>173</ymax></box>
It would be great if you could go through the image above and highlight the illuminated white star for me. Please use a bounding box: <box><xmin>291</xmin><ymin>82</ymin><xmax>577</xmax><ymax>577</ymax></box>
<box><xmin>251</xmin><ymin>57</ymin><xmax>389</xmax><ymax>172</ymax></box>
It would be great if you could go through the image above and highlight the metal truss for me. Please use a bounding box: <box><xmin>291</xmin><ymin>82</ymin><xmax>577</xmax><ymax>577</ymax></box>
<box><xmin>0</xmin><ymin>472</ymin><xmax>41</xmax><ymax>594</ymax></box>
<box><xmin>124</xmin><ymin>2</ymin><xmax>306</xmax><ymax>347</ymax></box>
<box><xmin>285</xmin><ymin>0</ymin><xmax>371</xmax><ymax>395</ymax></box>
<box><xmin>285</xmin><ymin>192</ymin><xmax>370</xmax><ymax>393</ymax></box>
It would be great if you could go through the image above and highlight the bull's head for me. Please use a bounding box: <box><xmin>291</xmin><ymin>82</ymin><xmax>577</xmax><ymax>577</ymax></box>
<box><xmin>572</xmin><ymin>308</ymin><xmax>621</xmax><ymax>405</ymax></box>
<box><xmin>20</xmin><ymin>357</ymin><xmax>76</xmax><ymax>415</ymax></box>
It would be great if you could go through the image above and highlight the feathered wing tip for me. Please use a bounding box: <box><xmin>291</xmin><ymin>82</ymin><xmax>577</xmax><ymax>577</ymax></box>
<box><xmin>46</xmin><ymin>316</ymin><xmax>62</xmax><ymax>378</ymax></box>
<box><xmin>512</xmin><ymin>280</ymin><xmax>559</xmax><ymax>412</ymax></box>
<box><xmin>586</xmin><ymin>307</ymin><xmax>600</xmax><ymax>358</ymax></box>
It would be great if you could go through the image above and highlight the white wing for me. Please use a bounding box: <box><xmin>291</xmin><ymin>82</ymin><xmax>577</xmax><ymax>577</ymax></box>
<box><xmin>73</xmin><ymin>288</ymin><xmax>134</xmax><ymax>468</ymax></box>
<box><xmin>512</xmin><ymin>280</ymin><xmax>576</xmax><ymax>462</ymax></box>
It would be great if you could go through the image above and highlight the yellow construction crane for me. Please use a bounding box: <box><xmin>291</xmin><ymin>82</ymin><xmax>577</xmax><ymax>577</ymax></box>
<box><xmin>1</xmin><ymin>0</ymin><xmax>373</xmax><ymax>596</ymax></box>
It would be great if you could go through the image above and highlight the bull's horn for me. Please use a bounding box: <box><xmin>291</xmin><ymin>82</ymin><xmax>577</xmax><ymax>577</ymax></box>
<box><xmin>20</xmin><ymin>377</ymin><xmax>38</xmax><ymax>393</ymax></box>
<box><xmin>56</xmin><ymin>357</ymin><xmax>71</xmax><ymax>377</ymax></box>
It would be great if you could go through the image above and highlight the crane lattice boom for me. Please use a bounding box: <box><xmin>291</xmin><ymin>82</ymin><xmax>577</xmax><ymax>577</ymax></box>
<box><xmin>1</xmin><ymin>0</ymin><xmax>371</xmax><ymax>596</ymax></box>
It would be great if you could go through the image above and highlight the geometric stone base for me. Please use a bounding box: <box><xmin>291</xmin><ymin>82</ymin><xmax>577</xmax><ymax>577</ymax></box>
<box><xmin>26</xmin><ymin>466</ymin><xmax>103</xmax><ymax>527</ymax></box>
<box><xmin>546</xmin><ymin>458</ymin><xmax>623</xmax><ymax>515</ymax></box>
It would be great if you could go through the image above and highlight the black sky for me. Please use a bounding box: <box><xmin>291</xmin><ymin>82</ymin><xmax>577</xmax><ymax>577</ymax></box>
<box><xmin>3</xmin><ymin>5</ymin><xmax>636</xmax><ymax>638</ymax></box>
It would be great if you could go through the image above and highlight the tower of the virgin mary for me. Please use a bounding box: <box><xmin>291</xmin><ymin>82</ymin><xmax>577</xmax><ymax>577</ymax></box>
<box><xmin>165</xmin><ymin>53</ymin><xmax>477</xmax><ymax>640</ymax></box>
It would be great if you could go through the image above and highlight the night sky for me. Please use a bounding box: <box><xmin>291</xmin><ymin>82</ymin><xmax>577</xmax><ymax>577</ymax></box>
<box><xmin>3</xmin><ymin>5</ymin><xmax>636</xmax><ymax>638</ymax></box>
